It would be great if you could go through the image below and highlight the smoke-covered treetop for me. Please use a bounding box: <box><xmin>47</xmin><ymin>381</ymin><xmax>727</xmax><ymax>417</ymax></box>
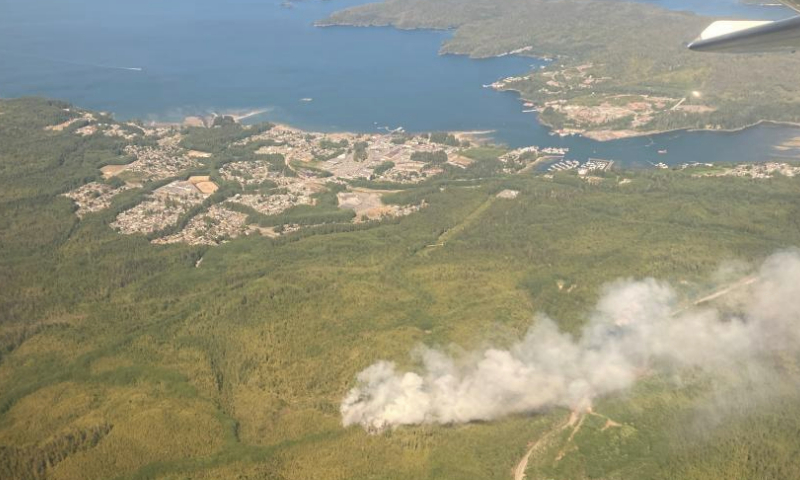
<box><xmin>343</xmin><ymin>251</ymin><xmax>800</xmax><ymax>431</ymax></box>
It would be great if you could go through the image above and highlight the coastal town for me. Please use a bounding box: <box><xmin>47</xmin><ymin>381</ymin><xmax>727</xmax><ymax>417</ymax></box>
<box><xmin>55</xmin><ymin>107</ymin><xmax>800</xmax><ymax>248</ymax></box>
<box><xmin>490</xmin><ymin>62</ymin><xmax>718</xmax><ymax>141</ymax></box>
<box><xmin>700</xmin><ymin>162</ymin><xmax>800</xmax><ymax>179</ymax></box>
<box><xmin>57</xmin><ymin>110</ymin><xmax>470</xmax><ymax>246</ymax></box>
<box><xmin>7</xmin><ymin>0</ymin><xmax>800</xmax><ymax>476</ymax></box>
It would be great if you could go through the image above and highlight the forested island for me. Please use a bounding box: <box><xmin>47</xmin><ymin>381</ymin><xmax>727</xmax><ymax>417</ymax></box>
<box><xmin>322</xmin><ymin>0</ymin><xmax>800</xmax><ymax>140</ymax></box>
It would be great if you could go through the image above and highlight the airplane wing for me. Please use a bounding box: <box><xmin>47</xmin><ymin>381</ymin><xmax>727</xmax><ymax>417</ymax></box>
<box><xmin>689</xmin><ymin>1</ymin><xmax>800</xmax><ymax>53</ymax></box>
<box><xmin>784</xmin><ymin>0</ymin><xmax>800</xmax><ymax>12</ymax></box>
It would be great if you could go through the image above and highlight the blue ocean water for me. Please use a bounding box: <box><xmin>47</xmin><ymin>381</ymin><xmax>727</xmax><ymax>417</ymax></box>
<box><xmin>0</xmin><ymin>0</ymin><xmax>541</xmax><ymax>130</ymax></box>
<box><xmin>1</xmin><ymin>0</ymin><xmax>798</xmax><ymax>166</ymax></box>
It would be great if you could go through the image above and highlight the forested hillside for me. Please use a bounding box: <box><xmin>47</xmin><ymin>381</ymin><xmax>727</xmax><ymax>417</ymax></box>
<box><xmin>2</xmin><ymin>98</ymin><xmax>800</xmax><ymax>479</ymax></box>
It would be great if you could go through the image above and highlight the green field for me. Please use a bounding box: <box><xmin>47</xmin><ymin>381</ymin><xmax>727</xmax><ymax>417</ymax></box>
<box><xmin>2</xmin><ymin>98</ymin><xmax>800</xmax><ymax>479</ymax></box>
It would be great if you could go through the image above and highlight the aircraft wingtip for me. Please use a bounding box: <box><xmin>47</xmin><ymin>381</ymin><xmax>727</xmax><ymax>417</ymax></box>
<box><xmin>686</xmin><ymin>39</ymin><xmax>703</xmax><ymax>51</ymax></box>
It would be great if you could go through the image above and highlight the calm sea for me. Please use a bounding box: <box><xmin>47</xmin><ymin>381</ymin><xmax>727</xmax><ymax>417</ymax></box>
<box><xmin>1</xmin><ymin>0</ymin><xmax>798</xmax><ymax>166</ymax></box>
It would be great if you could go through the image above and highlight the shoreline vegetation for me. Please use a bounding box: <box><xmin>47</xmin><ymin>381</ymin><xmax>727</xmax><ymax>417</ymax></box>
<box><xmin>77</xmin><ymin>99</ymin><xmax>500</xmax><ymax>147</ymax></box>
<box><xmin>166</xmin><ymin>112</ymin><xmax>498</xmax><ymax>146</ymax></box>
<box><xmin>86</xmin><ymin>104</ymin><xmax>800</xmax><ymax>146</ymax></box>
<box><xmin>321</xmin><ymin>0</ymin><xmax>800</xmax><ymax>141</ymax></box>
<box><xmin>544</xmin><ymin>118</ymin><xmax>800</xmax><ymax>142</ymax></box>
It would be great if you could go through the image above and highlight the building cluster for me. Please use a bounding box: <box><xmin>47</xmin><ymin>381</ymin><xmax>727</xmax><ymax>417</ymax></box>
<box><xmin>679</xmin><ymin>162</ymin><xmax>714</xmax><ymax>170</ymax></box>
<box><xmin>220</xmin><ymin>160</ymin><xmax>323</xmax><ymax>217</ymax></box>
<box><xmin>548</xmin><ymin>160</ymin><xmax>580</xmax><ymax>172</ymax></box>
<box><xmin>242</xmin><ymin>125</ymin><xmax>458</xmax><ymax>183</ymax></box>
<box><xmin>63</xmin><ymin>117</ymin><xmax>449</xmax><ymax>246</ymax></box>
<box><xmin>119</xmin><ymin>139</ymin><xmax>200</xmax><ymax>182</ymax></box>
<box><xmin>110</xmin><ymin>195</ymin><xmax>198</xmax><ymax>236</ymax></box>
<box><xmin>490</xmin><ymin>63</ymin><xmax>609</xmax><ymax>97</ymax></box>
<box><xmin>715</xmin><ymin>162</ymin><xmax>800</xmax><ymax>179</ymax></box>
<box><xmin>109</xmin><ymin>179</ymin><xmax>207</xmax><ymax>235</ymax></box>
<box><xmin>547</xmin><ymin>158</ymin><xmax>613</xmax><ymax>175</ymax></box>
<box><xmin>62</xmin><ymin>182</ymin><xmax>132</xmax><ymax>218</ymax></box>
<box><xmin>75</xmin><ymin>124</ymin><xmax>99</xmax><ymax>137</ymax></box>
<box><xmin>152</xmin><ymin>204</ymin><xmax>252</xmax><ymax>246</ymax></box>
<box><xmin>75</xmin><ymin>122</ymin><xmax>141</xmax><ymax>140</ymax></box>
<box><xmin>220</xmin><ymin>159</ymin><xmax>282</xmax><ymax>187</ymax></box>
<box><xmin>578</xmin><ymin>159</ymin><xmax>614</xmax><ymax>175</ymax></box>
<box><xmin>227</xmin><ymin>191</ymin><xmax>314</xmax><ymax>216</ymax></box>
<box><xmin>499</xmin><ymin>146</ymin><xmax>539</xmax><ymax>162</ymax></box>
<box><xmin>47</xmin><ymin>108</ymin><xmax>148</xmax><ymax>140</ymax></box>
<box><xmin>491</xmin><ymin>64</ymin><xmax>715</xmax><ymax>141</ymax></box>
<box><xmin>541</xmin><ymin>147</ymin><xmax>569</xmax><ymax>155</ymax></box>
<box><xmin>547</xmin><ymin>94</ymin><xmax>676</xmax><ymax>134</ymax></box>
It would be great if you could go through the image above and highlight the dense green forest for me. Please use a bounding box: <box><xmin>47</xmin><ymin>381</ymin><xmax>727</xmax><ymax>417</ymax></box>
<box><xmin>2</xmin><ymin>97</ymin><xmax>800</xmax><ymax>479</ymax></box>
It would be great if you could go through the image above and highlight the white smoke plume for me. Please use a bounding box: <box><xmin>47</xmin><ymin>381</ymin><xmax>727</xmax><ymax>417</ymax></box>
<box><xmin>341</xmin><ymin>251</ymin><xmax>800</xmax><ymax>431</ymax></box>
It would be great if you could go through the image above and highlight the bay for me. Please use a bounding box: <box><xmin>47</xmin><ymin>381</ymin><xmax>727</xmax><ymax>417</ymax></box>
<box><xmin>1</xmin><ymin>0</ymin><xmax>798</xmax><ymax>167</ymax></box>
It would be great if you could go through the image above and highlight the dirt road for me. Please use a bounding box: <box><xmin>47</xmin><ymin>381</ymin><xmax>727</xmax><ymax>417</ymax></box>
<box><xmin>513</xmin><ymin>413</ymin><xmax>578</xmax><ymax>480</ymax></box>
